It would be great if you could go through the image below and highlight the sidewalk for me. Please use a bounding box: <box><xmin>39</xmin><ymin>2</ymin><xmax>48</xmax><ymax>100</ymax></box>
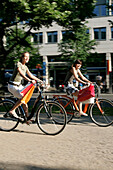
<box><xmin>2</xmin><ymin>90</ymin><xmax>113</xmax><ymax>103</ymax></box>
<box><xmin>99</xmin><ymin>93</ymin><xmax>113</xmax><ymax>101</ymax></box>
<box><xmin>32</xmin><ymin>90</ymin><xmax>113</xmax><ymax>101</ymax></box>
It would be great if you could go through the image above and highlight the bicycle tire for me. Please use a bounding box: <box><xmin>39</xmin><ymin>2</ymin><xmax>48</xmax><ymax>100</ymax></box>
<box><xmin>0</xmin><ymin>99</ymin><xmax>19</xmax><ymax>131</ymax></box>
<box><xmin>54</xmin><ymin>97</ymin><xmax>74</xmax><ymax>123</ymax></box>
<box><xmin>90</xmin><ymin>98</ymin><xmax>113</xmax><ymax>127</ymax></box>
<box><xmin>36</xmin><ymin>101</ymin><xmax>67</xmax><ymax>135</ymax></box>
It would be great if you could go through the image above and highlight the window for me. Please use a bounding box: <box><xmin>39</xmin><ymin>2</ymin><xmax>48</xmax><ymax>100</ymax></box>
<box><xmin>86</xmin><ymin>29</ymin><xmax>89</xmax><ymax>34</ymax></box>
<box><xmin>62</xmin><ymin>31</ymin><xmax>67</xmax><ymax>40</ymax></box>
<box><xmin>33</xmin><ymin>32</ymin><xmax>43</xmax><ymax>44</ymax></box>
<box><xmin>93</xmin><ymin>6</ymin><xmax>99</xmax><ymax>16</ymax></box>
<box><xmin>47</xmin><ymin>31</ymin><xmax>57</xmax><ymax>43</ymax></box>
<box><xmin>111</xmin><ymin>27</ymin><xmax>113</xmax><ymax>39</ymax></box>
<box><xmin>62</xmin><ymin>30</ymin><xmax>72</xmax><ymax>41</ymax></box>
<box><xmin>93</xmin><ymin>5</ymin><xmax>107</xmax><ymax>16</ymax></box>
<box><xmin>101</xmin><ymin>5</ymin><xmax>107</xmax><ymax>16</ymax></box>
<box><xmin>39</xmin><ymin>33</ymin><xmax>43</xmax><ymax>43</ymax></box>
<box><xmin>94</xmin><ymin>28</ymin><xmax>106</xmax><ymax>40</ymax></box>
<box><xmin>111</xmin><ymin>4</ymin><xmax>113</xmax><ymax>15</ymax></box>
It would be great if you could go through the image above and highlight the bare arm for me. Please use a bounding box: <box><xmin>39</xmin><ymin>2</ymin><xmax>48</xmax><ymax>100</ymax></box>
<box><xmin>78</xmin><ymin>70</ymin><xmax>92</xmax><ymax>83</ymax></box>
<box><xmin>72</xmin><ymin>67</ymin><xmax>91</xmax><ymax>85</ymax></box>
<box><xmin>17</xmin><ymin>67</ymin><xmax>32</xmax><ymax>82</ymax></box>
<box><xmin>17</xmin><ymin>67</ymin><xmax>43</xmax><ymax>84</ymax></box>
<box><xmin>26</xmin><ymin>69</ymin><xmax>43</xmax><ymax>83</ymax></box>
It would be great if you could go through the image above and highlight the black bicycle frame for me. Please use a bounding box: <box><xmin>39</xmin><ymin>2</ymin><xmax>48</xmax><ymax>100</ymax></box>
<box><xmin>27</xmin><ymin>89</ymin><xmax>47</xmax><ymax>121</ymax></box>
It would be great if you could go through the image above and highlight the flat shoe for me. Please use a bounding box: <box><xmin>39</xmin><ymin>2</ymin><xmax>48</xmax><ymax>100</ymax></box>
<box><xmin>9</xmin><ymin>112</ymin><xmax>24</xmax><ymax>121</ymax></box>
<box><xmin>80</xmin><ymin>112</ymin><xmax>88</xmax><ymax>116</ymax></box>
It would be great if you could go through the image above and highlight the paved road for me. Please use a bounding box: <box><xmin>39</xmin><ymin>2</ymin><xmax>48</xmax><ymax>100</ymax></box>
<box><xmin>29</xmin><ymin>92</ymin><xmax>113</xmax><ymax>105</ymax></box>
<box><xmin>0</xmin><ymin>116</ymin><xmax>113</xmax><ymax>170</ymax></box>
<box><xmin>0</xmin><ymin>92</ymin><xmax>113</xmax><ymax>170</ymax></box>
<box><xmin>33</xmin><ymin>91</ymin><xmax>113</xmax><ymax>99</ymax></box>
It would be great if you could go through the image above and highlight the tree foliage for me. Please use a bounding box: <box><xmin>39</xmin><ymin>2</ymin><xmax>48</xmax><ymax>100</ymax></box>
<box><xmin>0</xmin><ymin>0</ymin><xmax>96</xmax><ymax>90</ymax></box>
<box><xmin>0</xmin><ymin>0</ymin><xmax>71</xmax><ymax>89</ymax></box>
<box><xmin>5</xmin><ymin>28</ymin><xmax>41</xmax><ymax>68</ymax></box>
<box><xmin>58</xmin><ymin>23</ymin><xmax>97</xmax><ymax>62</ymax></box>
<box><xmin>57</xmin><ymin>0</ymin><xmax>96</xmax><ymax>63</ymax></box>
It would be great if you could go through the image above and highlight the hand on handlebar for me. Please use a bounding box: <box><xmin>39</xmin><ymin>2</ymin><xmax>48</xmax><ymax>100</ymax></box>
<box><xmin>31</xmin><ymin>80</ymin><xmax>37</xmax><ymax>84</ymax></box>
<box><xmin>86</xmin><ymin>81</ymin><xmax>94</xmax><ymax>85</ymax></box>
<box><xmin>85</xmin><ymin>82</ymin><xmax>90</xmax><ymax>86</ymax></box>
<box><xmin>36</xmin><ymin>80</ymin><xmax>45</xmax><ymax>87</ymax></box>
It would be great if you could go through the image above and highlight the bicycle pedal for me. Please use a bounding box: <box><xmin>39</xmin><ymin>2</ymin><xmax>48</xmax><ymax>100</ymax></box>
<box><xmin>74</xmin><ymin>112</ymin><xmax>81</xmax><ymax>118</ymax></box>
<box><xmin>25</xmin><ymin>121</ymin><xmax>31</xmax><ymax>126</ymax></box>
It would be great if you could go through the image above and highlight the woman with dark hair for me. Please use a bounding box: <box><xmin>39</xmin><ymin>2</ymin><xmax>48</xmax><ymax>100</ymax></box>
<box><xmin>8</xmin><ymin>52</ymin><xmax>43</xmax><ymax>122</ymax></box>
<box><xmin>64</xmin><ymin>59</ymin><xmax>92</xmax><ymax>116</ymax></box>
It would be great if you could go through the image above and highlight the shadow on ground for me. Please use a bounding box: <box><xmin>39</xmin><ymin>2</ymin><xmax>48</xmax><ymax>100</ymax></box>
<box><xmin>0</xmin><ymin>162</ymin><xmax>80</xmax><ymax>170</ymax></box>
<box><xmin>70</xmin><ymin>115</ymin><xmax>113</xmax><ymax>127</ymax></box>
<box><xmin>70</xmin><ymin>116</ymin><xmax>95</xmax><ymax>126</ymax></box>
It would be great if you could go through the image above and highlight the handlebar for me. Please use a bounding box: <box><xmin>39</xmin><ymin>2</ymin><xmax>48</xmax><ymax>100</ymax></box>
<box><xmin>85</xmin><ymin>82</ymin><xmax>100</xmax><ymax>97</ymax></box>
<box><xmin>93</xmin><ymin>82</ymin><xmax>100</xmax><ymax>97</ymax></box>
<box><xmin>79</xmin><ymin>82</ymin><xmax>100</xmax><ymax>98</ymax></box>
<box><xmin>35</xmin><ymin>81</ymin><xmax>49</xmax><ymax>92</ymax></box>
<box><xmin>36</xmin><ymin>81</ymin><xmax>45</xmax><ymax>87</ymax></box>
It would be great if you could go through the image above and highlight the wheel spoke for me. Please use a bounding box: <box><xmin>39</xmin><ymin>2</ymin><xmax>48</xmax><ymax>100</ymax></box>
<box><xmin>90</xmin><ymin>99</ymin><xmax>113</xmax><ymax>127</ymax></box>
<box><xmin>36</xmin><ymin>101</ymin><xmax>67</xmax><ymax>135</ymax></box>
<box><xmin>0</xmin><ymin>99</ymin><xmax>19</xmax><ymax>131</ymax></box>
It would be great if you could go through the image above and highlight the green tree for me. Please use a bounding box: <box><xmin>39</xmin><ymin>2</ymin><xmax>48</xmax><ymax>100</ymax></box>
<box><xmin>0</xmin><ymin>0</ymin><xmax>71</xmax><ymax>91</ymax></box>
<box><xmin>56</xmin><ymin>0</ymin><xmax>96</xmax><ymax>29</ymax></box>
<box><xmin>57</xmin><ymin>0</ymin><xmax>96</xmax><ymax>63</ymax></box>
<box><xmin>0</xmin><ymin>0</ymin><xmax>95</xmax><ymax>92</ymax></box>
<box><xmin>5</xmin><ymin>28</ymin><xmax>41</xmax><ymax>68</ymax></box>
<box><xmin>58</xmin><ymin>23</ymin><xmax>96</xmax><ymax>63</ymax></box>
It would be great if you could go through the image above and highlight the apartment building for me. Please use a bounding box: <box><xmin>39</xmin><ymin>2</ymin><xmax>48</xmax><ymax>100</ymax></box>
<box><xmin>31</xmin><ymin>0</ymin><xmax>113</xmax><ymax>91</ymax></box>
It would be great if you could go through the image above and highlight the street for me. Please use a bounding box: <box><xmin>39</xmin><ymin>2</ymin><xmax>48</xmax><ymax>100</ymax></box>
<box><xmin>0</xmin><ymin>92</ymin><xmax>113</xmax><ymax>170</ymax></box>
<box><xmin>0</xmin><ymin>113</ymin><xmax>113</xmax><ymax>169</ymax></box>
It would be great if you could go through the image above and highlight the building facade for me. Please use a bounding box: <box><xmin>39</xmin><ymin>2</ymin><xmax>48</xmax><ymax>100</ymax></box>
<box><xmin>31</xmin><ymin>0</ymin><xmax>113</xmax><ymax>91</ymax></box>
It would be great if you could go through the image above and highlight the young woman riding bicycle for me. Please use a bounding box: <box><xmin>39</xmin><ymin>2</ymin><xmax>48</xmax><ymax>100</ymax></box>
<box><xmin>64</xmin><ymin>59</ymin><xmax>92</xmax><ymax>116</ymax></box>
<box><xmin>8</xmin><ymin>52</ymin><xmax>43</xmax><ymax>122</ymax></box>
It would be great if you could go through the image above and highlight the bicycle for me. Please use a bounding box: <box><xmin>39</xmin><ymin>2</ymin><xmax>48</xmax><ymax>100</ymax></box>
<box><xmin>53</xmin><ymin>83</ymin><xmax>113</xmax><ymax>127</ymax></box>
<box><xmin>0</xmin><ymin>82</ymin><xmax>67</xmax><ymax>135</ymax></box>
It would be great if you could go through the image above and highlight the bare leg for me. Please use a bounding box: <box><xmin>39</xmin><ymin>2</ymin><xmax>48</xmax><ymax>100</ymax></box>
<box><xmin>8</xmin><ymin>99</ymin><xmax>25</xmax><ymax>120</ymax></box>
<box><xmin>9</xmin><ymin>99</ymin><xmax>22</xmax><ymax>114</ymax></box>
<box><xmin>78</xmin><ymin>101</ymin><xmax>83</xmax><ymax>114</ymax></box>
<box><xmin>72</xmin><ymin>91</ymin><xmax>88</xmax><ymax>116</ymax></box>
<box><xmin>78</xmin><ymin>101</ymin><xmax>88</xmax><ymax>116</ymax></box>
<box><xmin>9</xmin><ymin>101</ymin><xmax>29</xmax><ymax>117</ymax></box>
<box><xmin>22</xmin><ymin>103</ymin><xmax>28</xmax><ymax>117</ymax></box>
<box><xmin>22</xmin><ymin>103</ymin><xmax>33</xmax><ymax>125</ymax></box>
<box><xmin>9</xmin><ymin>97</ymin><xmax>31</xmax><ymax>124</ymax></box>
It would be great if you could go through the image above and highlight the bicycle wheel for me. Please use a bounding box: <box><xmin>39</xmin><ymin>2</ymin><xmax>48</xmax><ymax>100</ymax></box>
<box><xmin>90</xmin><ymin>99</ymin><xmax>113</xmax><ymax>127</ymax></box>
<box><xmin>36</xmin><ymin>101</ymin><xmax>67</xmax><ymax>135</ymax></box>
<box><xmin>54</xmin><ymin>97</ymin><xmax>74</xmax><ymax>123</ymax></box>
<box><xmin>0</xmin><ymin>99</ymin><xmax>19</xmax><ymax>131</ymax></box>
